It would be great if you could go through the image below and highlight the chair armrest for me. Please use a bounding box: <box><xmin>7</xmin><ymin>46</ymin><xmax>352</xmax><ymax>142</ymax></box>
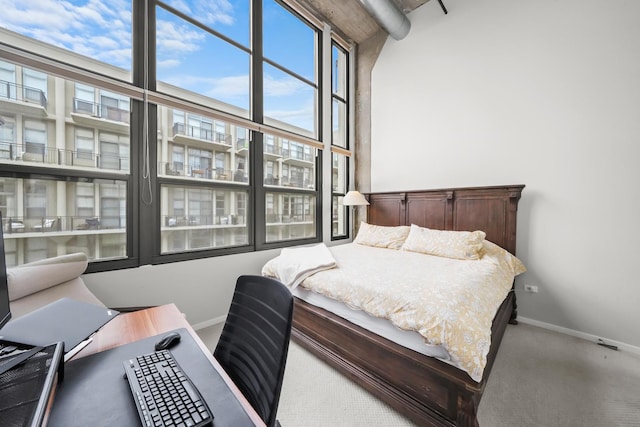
<box><xmin>7</xmin><ymin>253</ymin><xmax>89</xmax><ymax>301</ymax></box>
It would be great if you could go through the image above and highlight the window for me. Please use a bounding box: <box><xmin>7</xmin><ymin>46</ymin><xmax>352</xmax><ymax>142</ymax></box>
<box><xmin>331</xmin><ymin>41</ymin><xmax>351</xmax><ymax>240</ymax></box>
<box><xmin>75</xmin><ymin>83</ymin><xmax>95</xmax><ymax>114</ymax></box>
<box><xmin>265</xmin><ymin>192</ymin><xmax>316</xmax><ymax>242</ymax></box>
<box><xmin>24</xmin><ymin>120</ymin><xmax>46</xmax><ymax>158</ymax></box>
<box><xmin>332</xmin><ymin>152</ymin><xmax>348</xmax><ymax>238</ymax></box>
<box><xmin>155</xmin><ymin>2</ymin><xmax>251</xmax><ymax>116</ymax></box>
<box><xmin>263</xmin><ymin>0</ymin><xmax>318</xmax><ymax>138</ymax></box>
<box><xmin>75</xmin><ymin>128</ymin><xmax>94</xmax><ymax>160</ymax></box>
<box><xmin>0</xmin><ymin>0</ymin><xmax>352</xmax><ymax>269</ymax></box>
<box><xmin>22</xmin><ymin>68</ymin><xmax>47</xmax><ymax>106</ymax></box>
<box><xmin>0</xmin><ymin>120</ymin><xmax>15</xmax><ymax>159</ymax></box>
<box><xmin>76</xmin><ymin>183</ymin><xmax>95</xmax><ymax>219</ymax></box>
<box><xmin>0</xmin><ymin>60</ymin><xmax>16</xmax><ymax>100</ymax></box>
<box><xmin>98</xmin><ymin>132</ymin><xmax>129</xmax><ymax>172</ymax></box>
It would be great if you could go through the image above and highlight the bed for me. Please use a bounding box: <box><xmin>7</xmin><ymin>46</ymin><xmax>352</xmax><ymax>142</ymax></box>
<box><xmin>265</xmin><ymin>185</ymin><xmax>525</xmax><ymax>427</ymax></box>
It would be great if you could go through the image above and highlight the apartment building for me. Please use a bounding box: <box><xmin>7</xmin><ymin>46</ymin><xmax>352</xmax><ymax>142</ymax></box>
<box><xmin>0</xmin><ymin>25</ymin><xmax>343</xmax><ymax>265</ymax></box>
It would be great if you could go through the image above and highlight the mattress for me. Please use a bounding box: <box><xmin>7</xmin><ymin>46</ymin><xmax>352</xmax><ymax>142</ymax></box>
<box><xmin>292</xmin><ymin>286</ymin><xmax>451</xmax><ymax>360</ymax></box>
<box><xmin>264</xmin><ymin>241</ymin><xmax>525</xmax><ymax>381</ymax></box>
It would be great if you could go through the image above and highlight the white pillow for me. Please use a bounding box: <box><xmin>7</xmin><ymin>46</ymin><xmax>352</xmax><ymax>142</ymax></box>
<box><xmin>354</xmin><ymin>222</ymin><xmax>410</xmax><ymax>250</ymax></box>
<box><xmin>401</xmin><ymin>224</ymin><xmax>486</xmax><ymax>260</ymax></box>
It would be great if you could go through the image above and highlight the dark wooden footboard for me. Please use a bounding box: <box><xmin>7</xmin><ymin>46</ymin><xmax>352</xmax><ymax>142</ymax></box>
<box><xmin>292</xmin><ymin>291</ymin><xmax>515</xmax><ymax>427</ymax></box>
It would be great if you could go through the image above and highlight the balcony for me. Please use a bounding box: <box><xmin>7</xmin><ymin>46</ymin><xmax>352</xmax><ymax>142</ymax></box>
<box><xmin>0</xmin><ymin>80</ymin><xmax>47</xmax><ymax>116</ymax></box>
<box><xmin>265</xmin><ymin>214</ymin><xmax>313</xmax><ymax>225</ymax></box>
<box><xmin>236</xmin><ymin>138</ymin><xmax>249</xmax><ymax>152</ymax></box>
<box><xmin>0</xmin><ymin>142</ymin><xmax>129</xmax><ymax>172</ymax></box>
<box><xmin>172</xmin><ymin>123</ymin><xmax>232</xmax><ymax>151</ymax></box>
<box><xmin>71</xmin><ymin>98</ymin><xmax>130</xmax><ymax>132</ymax></box>
<box><xmin>264</xmin><ymin>145</ymin><xmax>282</xmax><ymax>159</ymax></box>
<box><xmin>160</xmin><ymin>162</ymin><xmax>248</xmax><ymax>183</ymax></box>
<box><xmin>282</xmin><ymin>149</ymin><xmax>314</xmax><ymax>166</ymax></box>
<box><xmin>263</xmin><ymin>175</ymin><xmax>314</xmax><ymax>190</ymax></box>
<box><xmin>2</xmin><ymin>215</ymin><xmax>124</xmax><ymax>235</ymax></box>
<box><xmin>161</xmin><ymin>214</ymin><xmax>246</xmax><ymax>229</ymax></box>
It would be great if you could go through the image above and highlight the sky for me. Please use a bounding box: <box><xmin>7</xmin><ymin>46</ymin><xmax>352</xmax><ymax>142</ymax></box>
<box><xmin>0</xmin><ymin>0</ymin><xmax>316</xmax><ymax>132</ymax></box>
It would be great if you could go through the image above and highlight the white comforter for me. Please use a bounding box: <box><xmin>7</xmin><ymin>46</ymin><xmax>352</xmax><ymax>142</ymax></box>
<box><xmin>262</xmin><ymin>242</ymin><xmax>525</xmax><ymax>382</ymax></box>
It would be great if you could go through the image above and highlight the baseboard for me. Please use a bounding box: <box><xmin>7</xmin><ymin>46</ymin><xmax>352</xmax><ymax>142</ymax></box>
<box><xmin>517</xmin><ymin>316</ymin><xmax>640</xmax><ymax>355</ymax></box>
<box><xmin>191</xmin><ymin>315</ymin><xmax>227</xmax><ymax>331</ymax></box>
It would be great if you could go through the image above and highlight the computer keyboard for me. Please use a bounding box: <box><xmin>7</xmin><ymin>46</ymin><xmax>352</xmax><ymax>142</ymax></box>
<box><xmin>123</xmin><ymin>349</ymin><xmax>213</xmax><ymax>427</ymax></box>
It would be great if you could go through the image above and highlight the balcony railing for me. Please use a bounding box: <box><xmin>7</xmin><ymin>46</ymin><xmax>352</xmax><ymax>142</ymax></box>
<box><xmin>282</xmin><ymin>149</ymin><xmax>314</xmax><ymax>162</ymax></box>
<box><xmin>73</xmin><ymin>98</ymin><xmax>130</xmax><ymax>124</ymax></box>
<box><xmin>162</xmin><ymin>214</ymin><xmax>245</xmax><ymax>227</ymax></box>
<box><xmin>236</xmin><ymin>138</ymin><xmax>249</xmax><ymax>151</ymax></box>
<box><xmin>264</xmin><ymin>175</ymin><xmax>314</xmax><ymax>189</ymax></box>
<box><xmin>160</xmin><ymin>163</ymin><xmax>248</xmax><ymax>183</ymax></box>
<box><xmin>172</xmin><ymin>123</ymin><xmax>232</xmax><ymax>146</ymax></box>
<box><xmin>264</xmin><ymin>145</ymin><xmax>282</xmax><ymax>156</ymax></box>
<box><xmin>0</xmin><ymin>142</ymin><xmax>129</xmax><ymax>171</ymax></box>
<box><xmin>1</xmin><ymin>216</ymin><xmax>124</xmax><ymax>234</ymax></box>
<box><xmin>0</xmin><ymin>80</ymin><xmax>47</xmax><ymax>108</ymax></box>
<box><xmin>265</xmin><ymin>214</ymin><xmax>312</xmax><ymax>224</ymax></box>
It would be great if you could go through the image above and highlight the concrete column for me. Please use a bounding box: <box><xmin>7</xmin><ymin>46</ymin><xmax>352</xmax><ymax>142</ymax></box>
<box><xmin>354</xmin><ymin>30</ymin><xmax>387</xmax><ymax>227</ymax></box>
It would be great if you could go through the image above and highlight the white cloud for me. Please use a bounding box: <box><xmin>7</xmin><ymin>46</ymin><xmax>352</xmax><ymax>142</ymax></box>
<box><xmin>207</xmin><ymin>75</ymin><xmax>249</xmax><ymax>97</ymax></box>
<box><xmin>156</xmin><ymin>20</ymin><xmax>204</xmax><ymax>54</ymax></box>
<box><xmin>0</xmin><ymin>0</ymin><xmax>133</xmax><ymax>68</ymax></box>
<box><xmin>163</xmin><ymin>0</ymin><xmax>235</xmax><ymax>27</ymax></box>
<box><xmin>264</xmin><ymin>73</ymin><xmax>307</xmax><ymax>97</ymax></box>
<box><xmin>160</xmin><ymin>74</ymin><xmax>248</xmax><ymax>99</ymax></box>
<box><xmin>158</xmin><ymin>59</ymin><xmax>181</xmax><ymax>69</ymax></box>
<box><xmin>193</xmin><ymin>0</ymin><xmax>234</xmax><ymax>26</ymax></box>
<box><xmin>165</xmin><ymin>0</ymin><xmax>192</xmax><ymax>15</ymax></box>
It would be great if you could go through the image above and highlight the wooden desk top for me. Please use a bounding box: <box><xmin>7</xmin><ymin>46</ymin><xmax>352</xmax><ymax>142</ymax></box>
<box><xmin>74</xmin><ymin>304</ymin><xmax>265</xmax><ymax>427</ymax></box>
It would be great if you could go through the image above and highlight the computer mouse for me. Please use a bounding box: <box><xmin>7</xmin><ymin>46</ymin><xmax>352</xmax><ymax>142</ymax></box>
<box><xmin>155</xmin><ymin>331</ymin><xmax>181</xmax><ymax>351</ymax></box>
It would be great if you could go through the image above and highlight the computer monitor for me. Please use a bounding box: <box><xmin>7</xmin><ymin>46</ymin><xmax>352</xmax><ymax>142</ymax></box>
<box><xmin>0</xmin><ymin>212</ymin><xmax>11</xmax><ymax>329</ymax></box>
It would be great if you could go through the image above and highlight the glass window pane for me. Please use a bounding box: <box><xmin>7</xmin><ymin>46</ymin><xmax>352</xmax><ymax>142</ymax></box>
<box><xmin>265</xmin><ymin>192</ymin><xmax>316</xmax><ymax>243</ymax></box>
<box><xmin>161</xmin><ymin>184</ymin><xmax>249</xmax><ymax>253</ymax></box>
<box><xmin>332</xmin><ymin>195</ymin><xmax>347</xmax><ymax>238</ymax></box>
<box><xmin>0</xmin><ymin>60</ymin><xmax>131</xmax><ymax>172</ymax></box>
<box><xmin>156</xmin><ymin>6</ymin><xmax>250</xmax><ymax>117</ymax></box>
<box><xmin>332</xmin><ymin>44</ymin><xmax>347</xmax><ymax>98</ymax></box>
<box><xmin>263</xmin><ymin>0</ymin><xmax>316</xmax><ymax>82</ymax></box>
<box><xmin>0</xmin><ymin>177</ymin><xmax>127</xmax><ymax>264</ymax></box>
<box><xmin>263</xmin><ymin>134</ymin><xmax>315</xmax><ymax>190</ymax></box>
<box><xmin>263</xmin><ymin>63</ymin><xmax>316</xmax><ymax>137</ymax></box>
<box><xmin>165</xmin><ymin>0</ymin><xmax>250</xmax><ymax>47</ymax></box>
<box><xmin>332</xmin><ymin>152</ymin><xmax>346</xmax><ymax>193</ymax></box>
<box><xmin>158</xmin><ymin>107</ymin><xmax>250</xmax><ymax>183</ymax></box>
<box><xmin>75</xmin><ymin>127</ymin><xmax>94</xmax><ymax>160</ymax></box>
<box><xmin>332</xmin><ymin>99</ymin><xmax>347</xmax><ymax>148</ymax></box>
<box><xmin>0</xmin><ymin>0</ymin><xmax>132</xmax><ymax>76</ymax></box>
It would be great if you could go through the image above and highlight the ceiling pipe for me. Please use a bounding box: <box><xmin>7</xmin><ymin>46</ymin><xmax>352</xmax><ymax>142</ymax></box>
<box><xmin>358</xmin><ymin>0</ymin><xmax>411</xmax><ymax>41</ymax></box>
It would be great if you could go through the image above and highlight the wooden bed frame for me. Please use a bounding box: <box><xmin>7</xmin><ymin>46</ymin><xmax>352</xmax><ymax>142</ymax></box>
<box><xmin>291</xmin><ymin>185</ymin><xmax>525</xmax><ymax>427</ymax></box>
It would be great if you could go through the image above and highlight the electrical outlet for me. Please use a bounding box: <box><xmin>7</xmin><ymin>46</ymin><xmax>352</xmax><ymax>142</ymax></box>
<box><xmin>524</xmin><ymin>284</ymin><xmax>539</xmax><ymax>293</ymax></box>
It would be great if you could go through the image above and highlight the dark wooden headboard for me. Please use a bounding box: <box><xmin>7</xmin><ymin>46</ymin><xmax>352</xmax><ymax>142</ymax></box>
<box><xmin>365</xmin><ymin>185</ymin><xmax>525</xmax><ymax>255</ymax></box>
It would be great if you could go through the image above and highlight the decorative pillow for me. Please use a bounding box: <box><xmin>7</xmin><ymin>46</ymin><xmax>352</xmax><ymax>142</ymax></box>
<box><xmin>401</xmin><ymin>224</ymin><xmax>486</xmax><ymax>260</ymax></box>
<box><xmin>483</xmin><ymin>240</ymin><xmax>527</xmax><ymax>276</ymax></box>
<box><xmin>353</xmin><ymin>222</ymin><xmax>410</xmax><ymax>250</ymax></box>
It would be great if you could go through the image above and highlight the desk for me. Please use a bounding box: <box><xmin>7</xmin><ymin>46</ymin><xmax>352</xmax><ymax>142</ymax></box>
<box><xmin>58</xmin><ymin>304</ymin><xmax>265</xmax><ymax>427</ymax></box>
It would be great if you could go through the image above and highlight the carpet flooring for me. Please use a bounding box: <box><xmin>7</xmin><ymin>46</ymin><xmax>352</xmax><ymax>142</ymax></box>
<box><xmin>196</xmin><ymin>322</ymin><xmax>640</xmax><ymax>426</ymax></box>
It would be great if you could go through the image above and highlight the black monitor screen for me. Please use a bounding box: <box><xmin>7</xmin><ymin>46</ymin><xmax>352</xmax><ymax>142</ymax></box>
<box><xmin>0</xmin><ymin>212</ymin><xmax>11</xmax><ymax>329</ymax></box>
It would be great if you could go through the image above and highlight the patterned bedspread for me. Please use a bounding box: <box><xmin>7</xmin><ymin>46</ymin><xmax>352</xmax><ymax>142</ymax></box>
<box><xmin>263</xmin><ymin>241</ymin><xmax>526</xmax><ymax>382</ymax></box>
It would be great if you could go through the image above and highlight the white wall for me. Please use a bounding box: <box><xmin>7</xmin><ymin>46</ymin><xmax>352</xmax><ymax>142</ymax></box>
<box><xmin>83</xmin><ymin>249</ymin><xmax>281</xmax><ymax>328</ymax></box>
<box><xmin>371</xmin><ymin>0</ymin><xmax>640</xmax><ymax>348</ymax></box>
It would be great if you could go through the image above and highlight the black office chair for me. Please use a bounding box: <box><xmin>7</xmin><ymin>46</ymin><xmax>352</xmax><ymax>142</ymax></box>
<box><xmin>214</xmin><ymin>275</ymin><xmax>294</xmax><ymax>427</ymax></box>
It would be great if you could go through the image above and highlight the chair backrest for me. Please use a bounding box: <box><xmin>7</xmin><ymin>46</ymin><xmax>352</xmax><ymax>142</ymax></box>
<box><xmin>214</xmin><ymin>275</ymin><xmax>294</xmax><ymax>427</ymax></box>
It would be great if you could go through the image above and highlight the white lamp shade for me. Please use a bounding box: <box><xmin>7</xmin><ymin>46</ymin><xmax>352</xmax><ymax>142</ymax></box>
<box><xmin>343</xmin><ymin>191</ymin><xmax>369</xmax><ymax>206</ymax></box>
